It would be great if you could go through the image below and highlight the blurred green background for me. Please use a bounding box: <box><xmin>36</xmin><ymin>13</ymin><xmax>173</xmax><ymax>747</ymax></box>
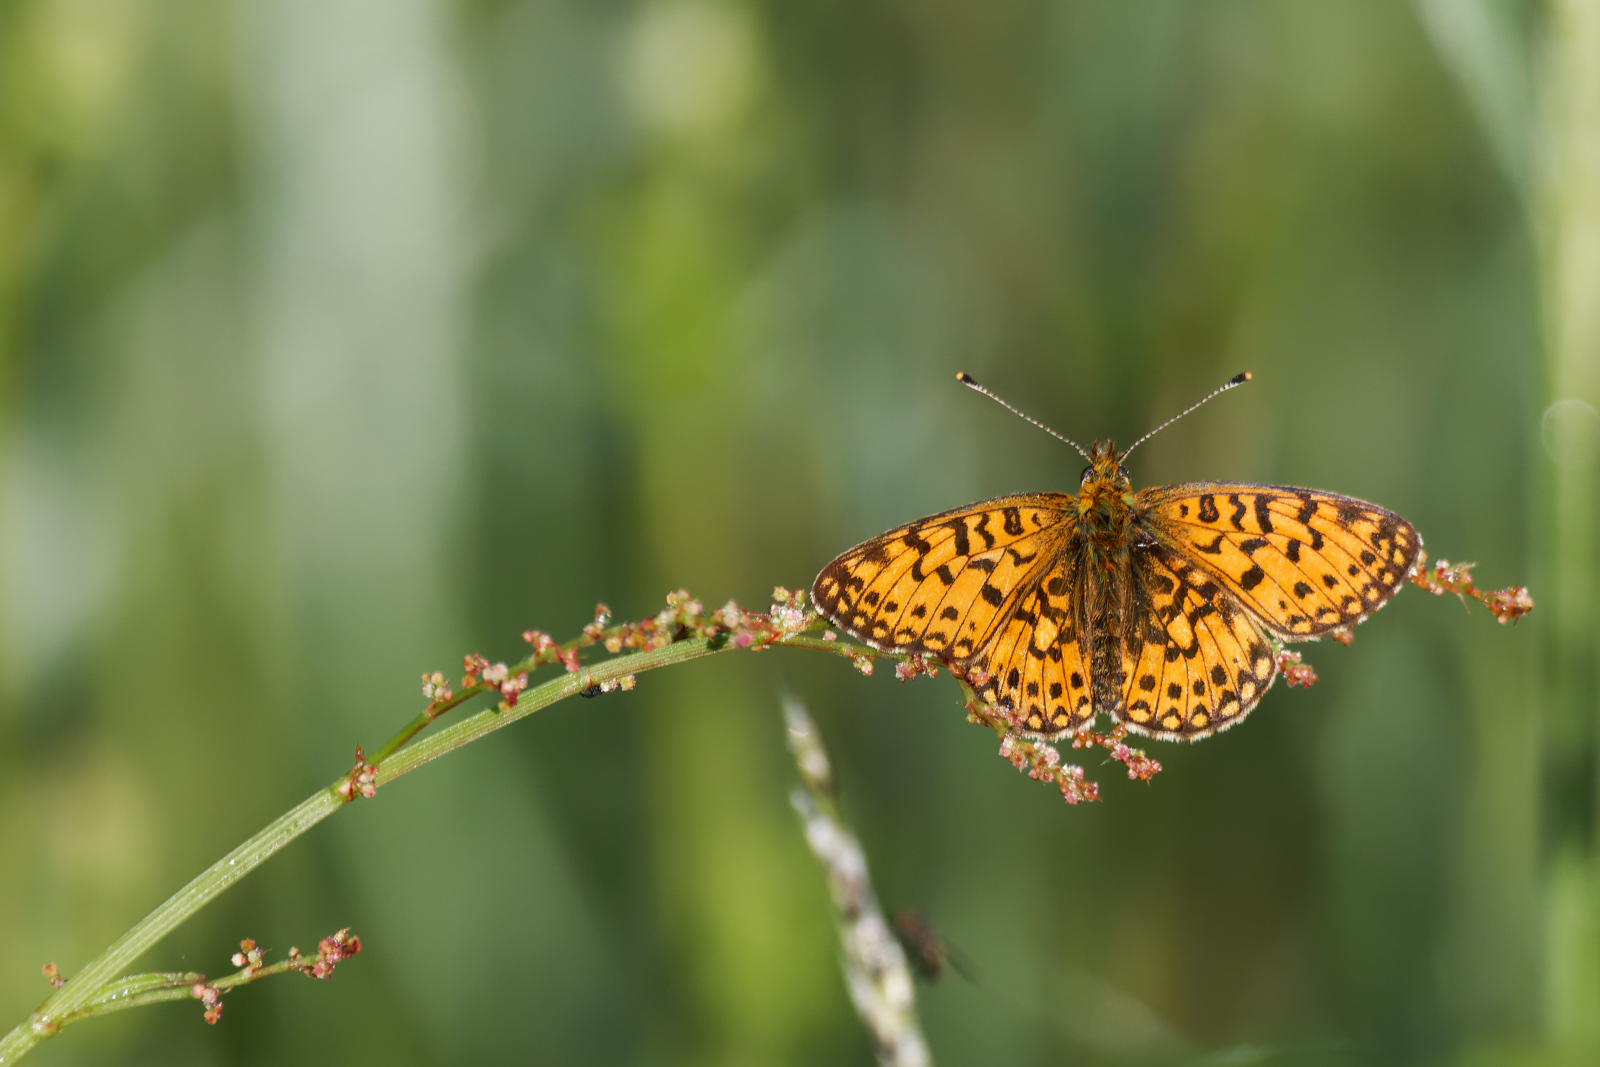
<box><xmin>1</xmin><ymin>0</ymin><xmax>1596</xmax><ymax>1064</ymax></box>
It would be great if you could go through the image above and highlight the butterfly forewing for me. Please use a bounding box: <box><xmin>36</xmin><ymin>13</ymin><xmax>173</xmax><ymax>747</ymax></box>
<box><xmin>1136</xmin><ymin>484</ymin><xmax>1423</xmax><ymax>639</ymax></box>
<box><xmin>813</xmin><ymin>494</ymin><xmax>1073</xmax><ymax>659</ymax></box>
<box><xmin>975</xmin><ymin>558</ymin><xmax>1096</xmax><ymax>736</ymax></box>
<box><xmin>1114</xmin><ymin>547</ymin><xmax>1277</xmax><ymax>740</ymax></box>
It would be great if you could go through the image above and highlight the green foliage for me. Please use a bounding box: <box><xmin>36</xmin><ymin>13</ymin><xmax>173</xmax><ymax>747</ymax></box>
<box><xmin>0</xmin><ymin>1</ymin><xmax>1588</xmax><ymax>1065</ymax></box>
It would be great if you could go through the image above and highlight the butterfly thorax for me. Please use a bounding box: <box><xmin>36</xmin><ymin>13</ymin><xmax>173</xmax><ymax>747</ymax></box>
<box><xmin>1076</xmin><ymin>440</ymin><xmax>1135</xmax><ymax>571</ymax></box>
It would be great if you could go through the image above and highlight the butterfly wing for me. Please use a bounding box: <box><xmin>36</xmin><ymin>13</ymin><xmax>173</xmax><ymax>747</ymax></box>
<box><xmin>973</xmin><ymin>555</ymin><xmax>1096</xmax><ymax>738</ymax></box>
<box><xmin>1135</xmin><ymin>483</ymin><xmax>1423</xmax><ymax>640</ymax></box>
<box><xmin>1113</xmin><ymin>544</ymin><xmax>1278</xmax><ymax>740</ymax></box>
<box><xmin>812</xmin><ymin>493</ymin><xmax>1073</xmax><ymax>661</ymax></box>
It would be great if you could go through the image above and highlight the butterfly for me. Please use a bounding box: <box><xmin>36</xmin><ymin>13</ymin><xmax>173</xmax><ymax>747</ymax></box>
<box><xmin>811</xmin><ymin>373</ymin><xmax>1423</xmax><ymax>741</ymax></box>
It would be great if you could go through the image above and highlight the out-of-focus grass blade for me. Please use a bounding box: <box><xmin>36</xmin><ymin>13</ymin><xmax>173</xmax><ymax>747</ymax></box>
<box><xmin>1412</xmin><ymin>0</ymin><xmax>1533</xmax><ymax>197</ymax></box>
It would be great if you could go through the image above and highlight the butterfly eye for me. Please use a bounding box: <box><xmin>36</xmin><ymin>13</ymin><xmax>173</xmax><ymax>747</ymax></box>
<box><xmin>1080</xmin><ymin>465</ymin><xmax>1095</xmax><ymax>484</ymax></box>
<box><xmin>1117</xmin><ymin>465</ymin><xmax>1130</xmax><ymax>481</ymax></box>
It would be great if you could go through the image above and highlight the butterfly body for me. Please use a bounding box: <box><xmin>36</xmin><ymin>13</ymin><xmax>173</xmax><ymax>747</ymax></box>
<box><xmin>813</xmin><ymin>438</ymin><xmax>1423</xmax><ymax>742</ymax></box>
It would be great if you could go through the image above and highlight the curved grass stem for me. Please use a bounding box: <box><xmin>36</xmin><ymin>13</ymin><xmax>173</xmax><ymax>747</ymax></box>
<box><xmin>0</xmin><ymin>594</ymin><xmax>898</xmax><ymax>1063</ymax></box>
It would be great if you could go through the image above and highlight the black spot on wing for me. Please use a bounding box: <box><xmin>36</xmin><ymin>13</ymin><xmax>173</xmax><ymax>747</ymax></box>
<box><xmin>1253</xmin><ymin>495</ymin><xmax>1274</xmax><ymax>534</ymax></box>
<box><xmin>946</xmin><ymin>524</ymin><xmax>970</xmax><ymax>559</ymax></box>
<box><xmin>974</xmin><ymin>512</ymin><xmax>995</xmax><ymax>548</ymax></box>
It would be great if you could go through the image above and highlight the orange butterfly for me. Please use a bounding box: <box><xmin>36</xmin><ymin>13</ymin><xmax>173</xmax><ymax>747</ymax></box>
<box><xmin>812</xmin><ymin>373</ymin><xmax>1422</xmax><ymax>741</ymax></box>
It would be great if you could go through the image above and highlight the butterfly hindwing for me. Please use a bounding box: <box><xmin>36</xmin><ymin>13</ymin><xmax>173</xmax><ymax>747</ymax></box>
<box><xmin>812</xmin><ymin>494</ymin><xmax>1073</xmax><ymax>659</ymax></box>
<box><xmin>1114</xmin><ymin>546</ymin><xmax>1278</xmax><ymax>740</ymax></box>
<box><xmin>1136</xmin><ymin>483</ymin><xmax>1422</xmax><ymax>639</ymax></box>
<box><xmin>975</xmin><ymin>557</ymin><xmax>1094</xmax><ymax>737</ymax></box>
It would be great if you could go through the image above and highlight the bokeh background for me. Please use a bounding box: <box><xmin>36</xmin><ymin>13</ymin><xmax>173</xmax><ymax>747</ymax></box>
<box><xmin>1</xmin><ymin>1</ymin><xmax>1596</xmax><ymax>1064</ymax></box>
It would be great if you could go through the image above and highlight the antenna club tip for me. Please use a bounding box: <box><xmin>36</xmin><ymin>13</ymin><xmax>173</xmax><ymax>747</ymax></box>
<box><xmin>1232</xmin><ymin>371</ymin><xmax>1252</xmax><ymax>384</ymax></box>
<box><xmin>956</xmin><ymin>371</ymin><xmax>977</xmax><ymax>385</ymax></box>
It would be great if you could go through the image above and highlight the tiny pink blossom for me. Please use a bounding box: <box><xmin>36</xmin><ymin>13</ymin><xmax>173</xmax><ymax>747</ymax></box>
<box><xmin>523</xmin><ymin>629</ymin><xmax>559</xmax><ymax>658</ymax></box>
<box><xmin>340</xmin><ymin>745</ymin><xmax>377</xmax><ymax>800</ymax></box>
<box><xmin>1409</xmin><ymin>551</ymin><xmax>1534</xmax><ymax>623</ymax></box>
<box><xmin>1276</xmin><ymin>649</ymin><xmax>1318</xmax><ymax>688</ymax></box>
<box><xmin>1486</xmin><ymin>585</ymin><xmax>1534</xmax><ymax>623</ymax></box>
<box><xmin>582</xmin><ymin>603</ymin><xmax>612</xmax><ymax>640</ymax></box>
<box><xmin>421</xmin><ymin>671</ymin><xmax>452</xmax><ymax>702</ymax></box>
<box><xmin>498</xmin><ymin>671</ymin><xmax>528</xmax><ymax>710</ymax></box>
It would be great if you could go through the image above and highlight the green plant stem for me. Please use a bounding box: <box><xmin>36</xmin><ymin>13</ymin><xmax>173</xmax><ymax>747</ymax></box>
<box><xmin>365</xmin><ymin>624</ymin><xmax>613</xmax><ymax>766</ymax></box>
<box><xmin>0</xmin><ymin>620</ymin><xmax>895</xmax><ymax>1064</ymax></box>
<box><xmin>44</xmin><ymin>973</ymin><xmax>208</xmax><ymax>1028</ymax></box>
<box><xmin>1</xmin><ymin>793</ymin><xmax>338</xmax><ymax>1061</ymax></box>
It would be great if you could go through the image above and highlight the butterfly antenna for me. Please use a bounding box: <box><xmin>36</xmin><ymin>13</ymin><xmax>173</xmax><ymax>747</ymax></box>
<box><xmin>1122</xmin><ymin>372</ymin><xmax>1252</xmax><ymax>458</ymax></box>
<box><xmin>955</xmin><ymin>372</ymin><xmax>1090</xmax><ymax>460</ymax></box>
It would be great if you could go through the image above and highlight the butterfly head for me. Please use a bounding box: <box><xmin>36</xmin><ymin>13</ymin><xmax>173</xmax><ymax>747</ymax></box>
<box><xmin>1077</xmin><ymin>440</ymin><xmax>1134</xmax><ymax>550</ymax></box>
<box><xmin>1079</xmin><ymin>440</ymin><xmax>1132</xmax><ymax>495</ymax></box>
